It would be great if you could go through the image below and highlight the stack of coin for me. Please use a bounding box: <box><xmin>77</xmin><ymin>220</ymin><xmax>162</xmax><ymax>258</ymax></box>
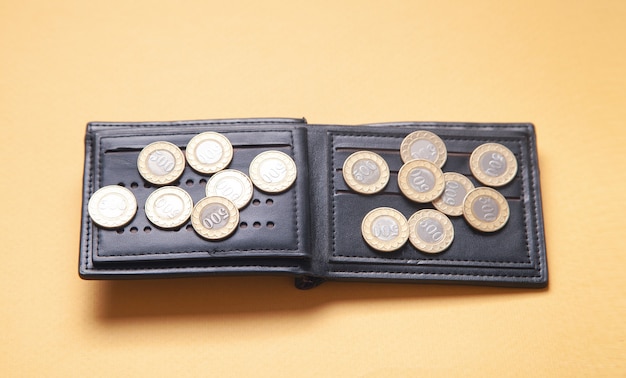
<box><xmin>136</xmin><ymin>132</ymin><xmax>243</xmax><ymax>238</ymax></box>
<box><xmin>183</xmin><ymin>132</ymin><xmax>240</xmax><ymax>239</ymax></box>
<box><xmin>348</xmin><ymin>131</ymin><xmax>519</xmax><ymax>254</ymax></box>
<box><xmin>463</xmin><ymin>142</ymin><xmax>516</xmax><ymax>231</ymax></box>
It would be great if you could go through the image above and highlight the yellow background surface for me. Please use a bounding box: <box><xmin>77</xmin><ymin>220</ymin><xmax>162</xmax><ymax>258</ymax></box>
<box><xmin>1</xmin><ymin>1</ymin><xmax>625</xmax><ymax>376</ymax></box>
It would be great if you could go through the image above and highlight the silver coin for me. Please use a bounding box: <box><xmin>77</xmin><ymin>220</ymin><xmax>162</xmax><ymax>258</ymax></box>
<box><xmin>186</xmin><ymin>132</ymin><xmax>233</xmax><ymax>174</ymax></box>
<box><xmin>432</xmin><ymin>172</ymin><xmax>475</xmax><ymax>216</ymax></box>
<box><xmin>397</xmin><ymin>160</ymin><xmax>445</xmax><ymax>203</ymax></box>
<box><xmin>137</xmin><ymin>141</ymin><xmax>186</xmax><ymax>185</ymax></box>
<box><xmin>191</xmin><ymin>196</ymin><xmax>239</xmax><ymax>240</ymax></box>
<box><xmin>463</xmin><ymin>187</ymin><xmax>510</xmax><ymax>232</ymax></box>
<box><xmin>408</xmin><ymin>209</ymin><xmax>454</xmax><ymax>253</ymax></box>
<box><xmin>469</xmin><ymin>143</ymin><xmax>518</xmax><ymax>187</ymax></box>
<box><xmin>249</xmin><ymin>150</ymin><xmax>297</xmax><ymax>193</ymax></box>
<box><xmin>400</xmin><ymin>130</ymin><xmax>447</xmax><ymax>167</ymax></box>
<box><xmin>361</xmin><ymin>207</ymin><xmax>409</xmax><ymax>252</ymax></box>
<box><xmin>88</xmin><ymin>185</ymin><xmax>137</xmax><ymax>228</ymax></box>
<box><xmin>342</xmin><ymin>151</ymin><xmax>390</xmax><ymax>194</ymax></box>
<box><xmin>206</xmin><ymin>169</ymin><xmax>254</xmax><ymax>209</ymax></box>
<box><xmin>145</xmin><ymin>186</ymin><xmax>194</xmax><ymax>229</ymax></box>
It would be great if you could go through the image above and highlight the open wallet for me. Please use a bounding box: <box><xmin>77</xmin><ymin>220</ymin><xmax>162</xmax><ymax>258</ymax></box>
<box><xmin>79</xmin><ymin>117</ymin><xmax>547</xmax><ymax>289</ymax></box>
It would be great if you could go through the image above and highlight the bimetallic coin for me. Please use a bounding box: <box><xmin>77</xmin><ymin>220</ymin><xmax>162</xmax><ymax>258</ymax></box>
<box><xmin>206</xmin><ymin>169</ymin><xmax>254</xmax><ymax>209</ymax></box>
<box><xmin>432</xmin><ymin>172</ymin><xmax>476</xmax><ymax>216</ymax></box>
<box><xmin>400</xmin><ymin>130</ymin><xmax>447</xmax><ymax>167</ymax></box>
<box><xmin>408</xmin><ymin>209</ymin><xmax>454</xmax><ymax>253</ymax></box>
<box><xmin>397</xmin><ymin>160</ymin><xmax>445</xmax><ymax>203</ymax></box>
<box><xmin>186</xmin><ymin>132</ymin><xmax>233</xmax><ymax>174</ymax></box>
<box><xmin>88</xmin><ymin>185</ymin><xmax>137</xmax><ymax>228</ymax></box>
<box><xmin>137</xmin><ymin>141</ymin><xmax>186</xmax><ymax>185</ymax></box>
<box><xmin>469</xmin><ymin>143</ymin><xmax>518</xmax><ymax>187</ymax></box>
<box><xmin>342</xmin><ymin>151</ymin><xmax>390</xmax><ymax>194</ymax></box>
<box><xmin>191</xmin><ymin>196</ymin><xmax>239</xmax><ymax>240</ymax></box>
<box><xmin>361</xmin><ymin>207</ymin><xmax>409</xmax><ymax>252</ymax></box>
<box><xmin>463</xmin><ymin>187</ymin><xmax>510</xmax><ymax>232</ymax></box>
<box><xmin>249</xmin><ymin>150</ymin><xmax>297</xmax><ymax>193</ymax></box>
<box><xmin>144</xmin><ymin>186</ymin><xmax>193</xmax><ymax>229</ymax></box>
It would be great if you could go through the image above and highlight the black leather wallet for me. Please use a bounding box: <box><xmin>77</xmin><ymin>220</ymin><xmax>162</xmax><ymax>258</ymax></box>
<box><xmin>79</xmin><ymin>117</ymin><xmax>547</xmax><ymax>289</ymax></box>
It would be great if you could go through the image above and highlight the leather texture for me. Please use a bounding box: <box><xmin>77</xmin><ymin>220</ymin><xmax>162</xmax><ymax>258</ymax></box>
<box><xmin>79</xmin><ymin>118</ymin><xmax>547</xmax><ymax>288</ymax></box>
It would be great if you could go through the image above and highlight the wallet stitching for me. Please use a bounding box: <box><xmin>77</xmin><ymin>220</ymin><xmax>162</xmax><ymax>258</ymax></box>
<box><xmin>518</xmin><ymin>139</ymin><xmax>533</xmax><ymax>266</ymax></box>
<box><xmin>91</xmin><ymin>264</ymin><xmax>300</xmax><ymax>271</ymax></box>
<box><xmin>358</xmin><ymin>123</ymin><xmax>532</xmax><ymax>133</ymax></box>
<box><xmin>88</xmin><ymin>264</ymin><xmax>304</xmax><ymax>272</ymax></box>
<box><xmin>96</xmin><ymin>250</ymin><xmax>309</xmax><ymax>257</ymax></box>
<box><xmin>96</xmin><ymin>130</ymin><xmax>297</xmax><ymax>143</ymax></box>
<box><xmin>330</xmin><ymin>132</ymin><xmax>538</xmax><ymax>272</ymax></box>
<box><xmin>333</xmin><ymin>135</ymin><xmax>526</xmax><ymax>144</ymax></box>
<box><xmin>327</xmin><ymin>255</ymin><xmax>533</xmax><ymax>266</ymax></box>
<box><xmin>289</xmin><ymin>130</ymin><xmax>302</xmax><ymax>252</ymax></box>
<box><xmin>528</xmin><ymin>135</ymin><xmax>543</xmax><ymax>275</ymax></box>
<box><xmin>94</xmin><ymin>130</ymin><xmax>302</xmax><ymax>259</ymax></box>
<box><xmin>89</xmin><ymin>120</ymin><xmax>301</xmax><ymax>128</ymax></box>
<box><xmin>330</xmin><ymin>271</ymin><xmax>543</xmax><ymax>279</ymax></box>
<box><xmin>330</xmin><ymin>135</ymin><xmax>339</xmax><ymax>263</ymax></box>
<box><xmin>83</xmin><ymin>134</ymin><xmax>94</xmax><ymax>270</ymax></box>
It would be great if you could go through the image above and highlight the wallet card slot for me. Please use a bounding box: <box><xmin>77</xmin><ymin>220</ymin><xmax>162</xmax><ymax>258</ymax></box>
<box><xmin>330</xmin><ymin>192</ymin><xmax>532</xmax><ymax>266</ymax></box>
<box><xmin>332</xmin><ymin>144</ymin><xmax>523</xmax><ymax>198</ymax></box>
<box><xmin>334</xmin><ymin>147</ymin><xmax>402</xmax><ymax>156</ymax></box>
<box><xmin>89</xmin><ymin>128</ymin><xmax>310</xmax><ymax>264</ymax></box>
<box><xmin>332</xmin><ymin>189</ymin><xmax>522</xmax><ymax>202</ymax></box>
<box><xmin>82</xmin><ymin>256</ymin><xmax>309</xmax><ymax>278</ymax></box>
<box><xmin>98</xmin><ymin>129</ymin><xmax>297</xmax><ymax>151</ymax></box>
<box><xmin>326</xmin><ymin>128</ymin><xmax>544</xmax><ymax>285</ymax></box>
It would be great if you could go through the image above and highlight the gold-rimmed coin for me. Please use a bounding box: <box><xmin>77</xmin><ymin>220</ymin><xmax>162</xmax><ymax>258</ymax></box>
<box><xmin>400</xmin><ymin>130</ymin><xmax>447</xmax><ymax>167</ymax></box>
<box><xmin>249</xmin><ymin>150</ymin><xmax>297</xmax><ymax>193</ymax></box>
<box><xmin>206</xmin><ymin>169</ymin><xmax>254</xmax><ymax>209</ymax></box>
<box><xmin>463</xmin><ymin>187</ymin><xmax>510</xmax><ymax>232</ymax></box>
<box><xmin>342</xmin><ymin>151</ymin><xmax>390</xmax><ymax>194</ymax></box>
<box><xmin>398</xmin><ymin>160</ymin><xmax>445</xmax><ymax>203</ymax></box>
<box><xmin>185</xmin><ymin>132</ymin><xmax>233</xmax><ymax>174</ymax></box>
<box><xmin>432</xmin><ymin>172</ymin><xmax>475</xmax><ymax>216</ymax></box>
<box><xmin>137</xmin><ymin>141</ymin><xmax>186</xmax><ymax>185</ymax></box>
<box><xmin>408</xmin><ymin>209</ymin><xmax>454</xmax><ymax>253</ymax></box>
<box><xmin>88</xmin><ymin>185</ymin><xmax>137</xmax><ymax>228</ymax></box>
<box><xmin>361</xmin><ymin>207</ymin><xmax>409</xmax><ymax>252</ymax></box>
<box><xmin>469</xmin><ymin>143</ymin><xmax>518</xmax><ymax>187</ymax></box>
<box><xmin>191</xmin><ymin>196</ymin><xmax>239</xmax><ymax>240</ymax></box>
<box><xmin>145</xmin><ymin>186</ymin><xmax>193</xmax><ymax>229</ymax></box>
